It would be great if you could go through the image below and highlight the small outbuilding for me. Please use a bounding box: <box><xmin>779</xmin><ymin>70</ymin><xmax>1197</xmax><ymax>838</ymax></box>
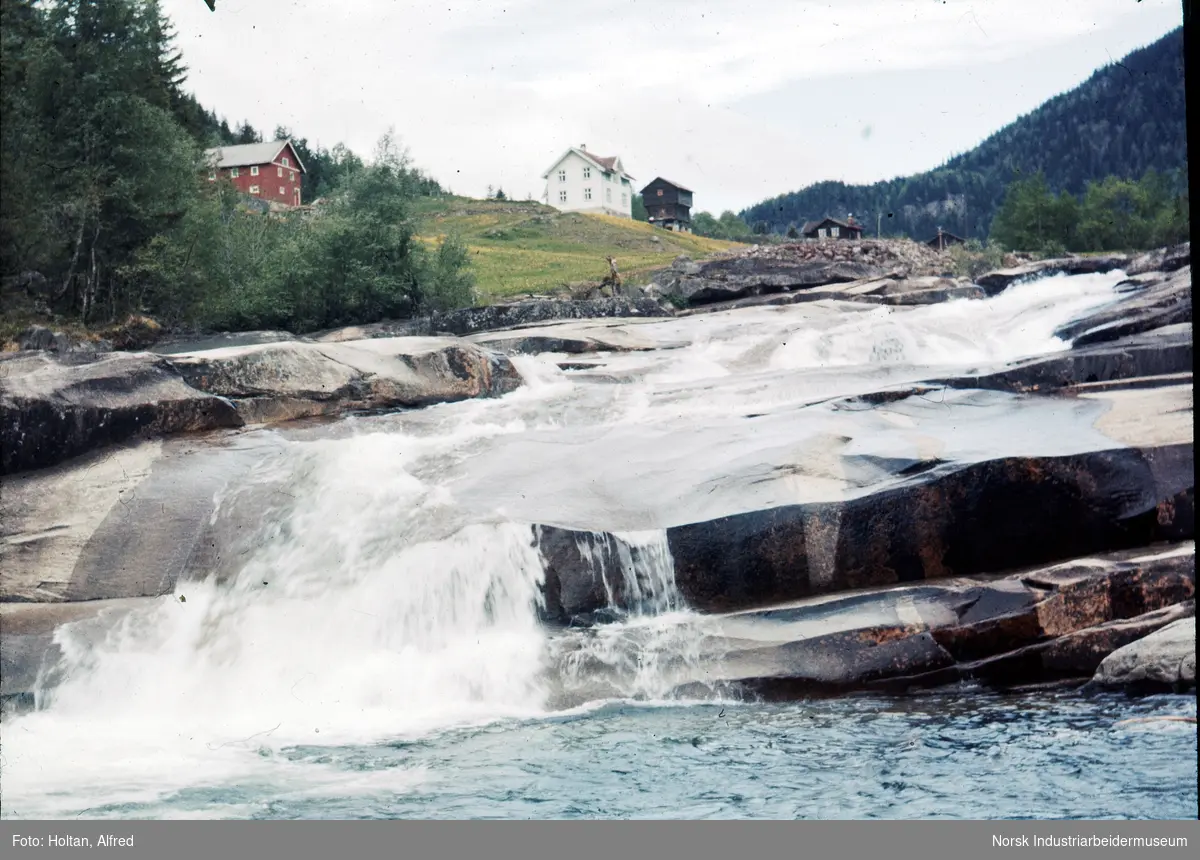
<box><xmin>800</xmin><ymin>216</ymin><xmax>863</xmax><ymax>240</ymax></box>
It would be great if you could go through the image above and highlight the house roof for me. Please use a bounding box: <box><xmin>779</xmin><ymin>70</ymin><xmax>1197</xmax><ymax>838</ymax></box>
<box><xmin>641</xmin><ymin>177</ymin><xmax>693</xmax><ymax>194</ymax></box>
<box><xmin>928</xmin><ymin>228</ymin><xmax>966</xmax><ymax>242</ymax></box>
<box><xmin>801</xmin><ymin>216</ymin><xmax>862</xmax><ymax>234</ymax></box>
<box><xmin>205</xmin><ymin>140</ymin><xmax>307</xmax><ymax>173</ymax></box>
<box><xmin>542</xmin><ymin>147</ymin><xmax>634</xmax><ymax>181</ymax></box>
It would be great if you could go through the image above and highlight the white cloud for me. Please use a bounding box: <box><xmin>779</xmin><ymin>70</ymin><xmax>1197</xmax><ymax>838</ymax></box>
<box><xmin>167</xmin><ymin>0</ymin><xmax>1183</xmax><ymax>212</ymax></box>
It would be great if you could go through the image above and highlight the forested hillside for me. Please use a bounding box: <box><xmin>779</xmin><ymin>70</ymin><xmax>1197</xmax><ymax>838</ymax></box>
<box><xmin>740</xmin><ymin>28</ymin><xmax>1188</xmax><ymax>241</ymax></box>
<box><xmin>1</xmin><ymin>0</ymin><xmax>460</xmax><ymax>334</ymax></box>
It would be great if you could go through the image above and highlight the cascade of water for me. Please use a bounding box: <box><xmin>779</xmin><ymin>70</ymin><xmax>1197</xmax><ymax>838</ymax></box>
<box><xmin>1</xmin><ymin>269</ymin><xmax>1137</xmax><ymax>816</ymax></box>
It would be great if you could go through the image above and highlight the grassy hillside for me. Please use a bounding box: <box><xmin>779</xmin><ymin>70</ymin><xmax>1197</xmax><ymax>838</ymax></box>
<box><xmin>413</xmin><ymin>198</ymin><xmax>745</xmax><ymax>301</ymax></box>
<box><xmin>740</xmin><ymin>28</ymin><xmax>1187</xmax><ymax>241</ymax></box>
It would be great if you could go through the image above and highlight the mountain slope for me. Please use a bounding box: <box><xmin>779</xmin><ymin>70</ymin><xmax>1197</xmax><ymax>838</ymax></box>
<box><xmin>741</xmin><ymin>28</ymin><xmax>1187</xmax><ymax>242</ymax></box>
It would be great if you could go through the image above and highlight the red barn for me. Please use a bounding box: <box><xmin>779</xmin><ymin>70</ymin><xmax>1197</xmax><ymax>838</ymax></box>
<box><xmin>205</xmin><ymin>139</ymin><xmax>306</xmax><ymax>208</ymax></box>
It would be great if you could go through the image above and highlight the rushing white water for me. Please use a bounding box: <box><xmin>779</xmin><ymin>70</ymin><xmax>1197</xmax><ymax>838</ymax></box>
<box><xmin>1</xmin><ymin>271</ymin><xmax>1133</xmax><ymax>817</ymax></box>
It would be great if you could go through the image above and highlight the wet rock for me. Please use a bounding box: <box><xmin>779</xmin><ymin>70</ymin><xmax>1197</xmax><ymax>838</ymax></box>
<box><xmin>534</xmin><ymin>528</ymin><xmax>679</xmax><ymax>624</ymax></box>
<box><xmin>164</xmin><ymin>337</ymin><xmax>522</xmax><ymax>425</ymax></box>
<box><xmin>1086</xmin><ymin>616</ymin><xmax>1197</xmax><ymax>693</ymax></box>
<box><xmin>0</xmin><ymin>351</ymin><xmax>243</xmax><ymax>476</ymax></box>
<box><xmin>1052</xmin><ymin>265</ymin><xmax>1190</xmax><ymax>347</ymax></box>
<box><xmin>674</xmin><ymin>544</ymin><xmax>1195</xmax><ymax>698</ymax></box>
<box><xmin>1125</xmin><ymin>242</ymin><xmax>1190</xmax><ymax>276</ymax></box>
<box><xmin>316</xmin><ymin>296</ymin><xmax>671</xmax><ymax>342</ymax></box>
<box><xmin>151</xmin><ymin>330</ymin><xmax>301</xmax><ymax>356</ymax></box>
<box><xmin>975</xmin><ymin>253</ymin><xmax>1132</xmax><ymax>296</ymax></box>
<box><xmin>656</xmin><ymin>256</ymin><xmax>888</xmax><ymax>305</ymax></box>
<box><xmin>469</xmin><ymin>321</ymin><xmax>677</xmax><ymax>355</ymax></box>
<box><xmin>937</xmin><ymin>325</ymin><xmax>1192</xmax><ymax>393</ymax></box>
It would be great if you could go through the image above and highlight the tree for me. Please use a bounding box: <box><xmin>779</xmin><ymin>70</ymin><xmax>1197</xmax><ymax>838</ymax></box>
<box><xmin>786</xmin><ymin>224</ymin><xmax>799</xmax><ymax>239</ymax></box>
<box><xmin>631</xmin><ymin>193</ymin><xmax>648</xmax><ymax>222</ymax></box>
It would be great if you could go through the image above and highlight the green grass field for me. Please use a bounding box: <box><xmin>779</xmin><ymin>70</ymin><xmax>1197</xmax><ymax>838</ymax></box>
<box><xmin>413</xmin><ymin>197</ymin><xmax>745</xmax><ymax>302</ymax></box>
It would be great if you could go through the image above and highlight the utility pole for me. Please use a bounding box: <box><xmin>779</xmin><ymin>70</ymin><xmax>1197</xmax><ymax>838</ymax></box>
<box><xmin>877</xmin><ymin>211</ymin><xmax>882</xmax><ymax>239</ymax></box>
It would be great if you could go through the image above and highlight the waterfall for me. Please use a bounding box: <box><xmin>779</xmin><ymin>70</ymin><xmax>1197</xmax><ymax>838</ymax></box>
<box><xmin>1</xmin><ymin>268</ymin><xmax>1135</xmax><ymax>816</ymax></box>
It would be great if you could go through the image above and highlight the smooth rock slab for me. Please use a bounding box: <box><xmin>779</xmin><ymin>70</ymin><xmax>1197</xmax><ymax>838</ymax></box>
<box><xmin>1087</xmin><ymin>616</ymin><xmax>1197</xmax><ymax>692</ymax></box>
<box><xmin>537</xmin><ymin>442</ymin><xmax>1192</xmax><ymax>621</ymax></box>
<box><xmin>1052</xmin><ymin>265</ymin><xmax>1191</xmax><ymax>347</ymax></box>
<box><xmin>936</xmin><ymin>325</ymin><xmax>1193</xmax><ymax>393</ymax></box>
<box><xmin>170</xmin><ymin>337</ymin><xmax>522</xmax><ymax>424</ymax></box>
<box><xmin>0</xmin><ymin>351</ymin><xmax>243</xmax><ymax>476</ymax></box>
<box><xmin>670</xmin><ymin>544</ymin><xmax>1195</xmax><ymax>699</ymax></box>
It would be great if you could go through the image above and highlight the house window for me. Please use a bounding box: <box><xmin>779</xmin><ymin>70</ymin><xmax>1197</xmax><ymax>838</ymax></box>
<box><xmin>583</xmin><ymin>167</ymin><xmax>591</xmax><ymax>179</ymax></box>
<box><xmin>818</xmin><ymin>228</ymin><xmax>827</xmax><ymax>237</ymax></box>
<box><xmin>559</xmin><ymin>190</ymin><xmax>567</xmax><ymax>203</ymax></box>
<box><xmin>250</xmin><ymin>166</ymin><xmax>259</xmax><ymax>176</ymax></box>
<box><xmin>249</xmin><ymin>185</ymin><xmax>260</xmax><ymax>194</ymax></box>
<box><xmin>606</xmin><ymin>188</ymin><xmax>612</xmax><ymax>202</ymax></box>
<box><xmin>279</xmin><ymin>186</ymin><xmax>285</xmax><ymax>195</ymax></box>
<box><xmin>584</xmin><ymin>188</ymin><xmax>592</xmax><ymax>200</ymax></box>
<box><xmin>290</xmin><ymin>172</ymin><xmax>296</xmax><ymax>181</ymax></box>
<box><xmin>208</xmin><ymin>172</ymin><xmax>216</xmax><ymax>181</ymax></box>
<box><xmin>831</xmin><ymin>227</ymin><xmax>840</xmax><ymax>238</ymax></box>
<box><xmin>657</xmin><ymin>189</ymin><xmax>664</xmax><ymax>196</ymax></box>
<box><xmin>231</xmin><ymin>168</ymin><xmax>239</xmax><ymax>178</ymax></box>
<box><xmin>282</xmin><ymin>157</ymin><xmax>290</xmax><ymax>167</ymax></box>
<box><xmin>621</xmin><ymin>193</ymin><xmax>627</xmax><ymax>205</ymax></box>
<box><xmin>277</xmin><ymin>166</ymin><xmax>283</xmax><ymax>177</ymax></box>
<box><xmin>558</xmin><ymin>170</ymin><xmax>566</xmax><ymax>182</ymax></box>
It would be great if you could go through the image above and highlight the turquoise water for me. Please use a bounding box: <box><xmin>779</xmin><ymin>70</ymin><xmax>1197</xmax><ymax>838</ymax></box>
<box><xmin>31</xmin><ymin>691</ymin><xmax>1197</xmax><ymax>820</ymax></box>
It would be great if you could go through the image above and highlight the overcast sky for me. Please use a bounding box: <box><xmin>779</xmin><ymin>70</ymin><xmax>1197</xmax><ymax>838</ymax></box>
<box><xmin>167</xmin><ymin>0</ymin><xmax>1184</xmax><ymax>214</ymax></box>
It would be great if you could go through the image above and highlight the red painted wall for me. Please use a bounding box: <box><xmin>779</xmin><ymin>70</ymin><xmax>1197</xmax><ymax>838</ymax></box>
<box><xmin>209</xmin><ymin>142</ymin><xmax>304</xmax><ymax>207</ymax></box>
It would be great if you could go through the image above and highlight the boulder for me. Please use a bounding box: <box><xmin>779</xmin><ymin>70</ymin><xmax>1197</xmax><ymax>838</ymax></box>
<box><xmin>1086</xmin><ymin>616</ymin><xmax>1197</xmax><ymax>692</ymax></box>
<box><xmin>1125</xmin><ymin>242</ymin><xmax>1190</xmax><ymax>276</ymax></box>
<box><xmin>169</xmin><ymin>337</ymin><xmax>523</xmax><ymax>424</ymax></box>
<box><xmin>0</xmin><ymin>351</ymin><xmax>243</xmax><ymax>475</ymax></box>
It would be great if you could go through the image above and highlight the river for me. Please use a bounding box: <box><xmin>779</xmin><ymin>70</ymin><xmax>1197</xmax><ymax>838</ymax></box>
<box><xmin>1</xmin><ymin>271</ymin><xmax>1196</xmax><ymax>819</ymax></box>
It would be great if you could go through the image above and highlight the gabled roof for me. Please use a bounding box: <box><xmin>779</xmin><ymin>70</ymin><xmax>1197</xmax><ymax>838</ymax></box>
<box><xmin>205</xmin><ymin>139</ymin><xmax>307</xmax><ymax>173</ymax></box>
<box><xmin>641</xmin><ymin>177</ymin><xmax>693</xmax><ymax>194</ymax></box>
<box><xmin>542</xmin><ymin>147</ymin><xmax>634</xmax><ymax>181</ymax></box>
<box><xmin>928</xmin><ymin>228</ymin><xmax>966</xmax><ymax>242</ymax></box>
<box><xmin>801</xmin><ymin>216</ymin><xmax>862</xmax><ymax>234</ymax></box>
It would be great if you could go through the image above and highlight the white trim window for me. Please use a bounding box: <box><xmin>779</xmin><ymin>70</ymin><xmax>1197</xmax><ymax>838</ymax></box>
<box><xmin>558</xmin><ymin>190</ymin><xmax>568</xmax><ymax>203</ymax></box>
<box><xmin>230</xmin><ymin>168</ymin><xmax>239</xmax><ymax>178</ymax></box>
<box><xmin>830</xmin><ymin>226</ymin><xmax>840</xmax><ymax>238</ymax></box>
<box><xmin>582</xmin><ymin>167</ymin><xmax>591</xmax><ymax>179</ymax></box>
<box><xmin>558</xmin><ymin>170</ymin><xmax>567</xmax><ymax>182</ymax></box>
<box><xmin>290</xmin><ymin>172</ymin><xmax>296</xmax><ymax>181</ymax></box>
<box><xmin>282</xmin><ymin>156</ymin><xmax>290</xmax><ymax>167</ymax></box>
<box><xmin>279</xmin><ymin>186</ymin><xmax>285</xmax><ymax>195</ymax></box>
<box><xmin>208</xmin><ymin>172</ymin><xmax>216</xmax><ymax>181</ymax></box>
<box><xmin>249</xmin><ymin>185</ymin><xmax>260</xmax><ymax>194</ymax></box>
<box><xmin>277</xmin><ymin>166</ymin><xmax>283</xmax><ymax>177</ymax></box>
<box><xmin>250</xmin><ymin>165</ymin><xmax>259</xmax><ymax>176</ymax></box>
<box><xmin>606</xmin><ymin>188</ymin><xmax>612</xmax><ymax>202</ymax></box>
<box><xmin>584</xmin><ymin>188</ymin><xmax>592</xmax><ymax>201</ymax></box>
<box><xmin>621</xmin><ymin>193</ymin><xmax>627</xmax><ymax>205</ymax></box>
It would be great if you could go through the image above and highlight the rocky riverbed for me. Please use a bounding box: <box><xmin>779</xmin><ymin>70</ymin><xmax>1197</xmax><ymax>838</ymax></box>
<box><xmin>0</xmin><ymin>242</ymin><xmax>1194</xmax><ymax>718</ymax></box>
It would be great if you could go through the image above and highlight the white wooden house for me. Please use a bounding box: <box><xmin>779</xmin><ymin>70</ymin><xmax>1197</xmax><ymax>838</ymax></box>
<box><xmin>541</xmin><ymin>145</ymin><xmax>635</xmax><ymax>218</ymax></box>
